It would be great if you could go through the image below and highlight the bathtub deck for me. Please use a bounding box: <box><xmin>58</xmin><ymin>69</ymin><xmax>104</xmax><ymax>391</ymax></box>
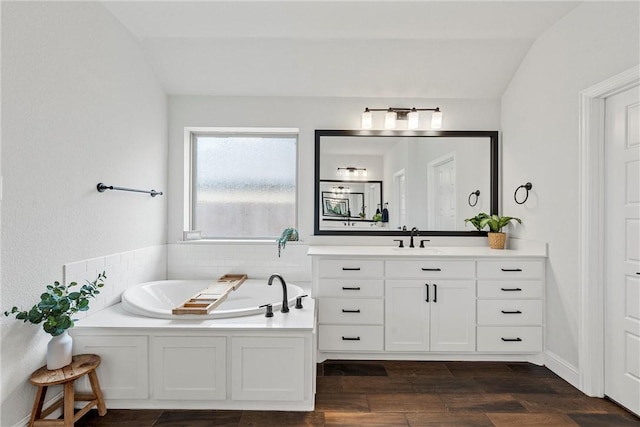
<box><xmin>75</xmin><ymin>300</ymin><xmax>315</xmax><ymax>331</ymax></box>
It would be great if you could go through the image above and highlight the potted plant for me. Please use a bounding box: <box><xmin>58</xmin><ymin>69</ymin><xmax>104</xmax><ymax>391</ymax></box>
<box><xmin>4</xmin><ymin>272</ymin><xmax>106</xmax><ymax>369</ymax></box>
<box><xmin>465</xmin><ymin>213</ymin><xmax>522</xmax><ymax>249</ymax></box>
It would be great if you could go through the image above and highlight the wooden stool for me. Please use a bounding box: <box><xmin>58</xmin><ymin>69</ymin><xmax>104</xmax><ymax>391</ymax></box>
<box><xmin>28</xmin><ymin>354</ymin><xmax>107</xmax><ymax>427</ymax></box>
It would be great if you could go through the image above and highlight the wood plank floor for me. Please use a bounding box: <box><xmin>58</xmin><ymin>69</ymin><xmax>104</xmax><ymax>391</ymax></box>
<box><xmin>74</xmin><ymin>360</ymin><xmax>640</xmax><ymax>426</ymax></box>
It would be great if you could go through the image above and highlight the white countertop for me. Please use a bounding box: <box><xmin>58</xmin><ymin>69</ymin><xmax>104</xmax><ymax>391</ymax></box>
<box><xmin>307</xmin><ymin>244</ymin><xmax>547</xmax><ymax>258</ymax></box>
<box><xmin>73</xmin><ymin>300</ymin><xmax>316</xmax><ymax>331</ymax></box>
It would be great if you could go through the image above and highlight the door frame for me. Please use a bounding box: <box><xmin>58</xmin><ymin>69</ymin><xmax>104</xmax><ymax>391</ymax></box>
<box><xmin>579</xmin><ymin>65</ymin><xmax>639</xmax><ymax>397</ymax></box>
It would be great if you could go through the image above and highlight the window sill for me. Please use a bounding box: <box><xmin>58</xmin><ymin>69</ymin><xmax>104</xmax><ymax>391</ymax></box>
<box><xmin>175</xmin><ymin>239</ymin><xmax>306</xmax><ymax>245</ymax></box>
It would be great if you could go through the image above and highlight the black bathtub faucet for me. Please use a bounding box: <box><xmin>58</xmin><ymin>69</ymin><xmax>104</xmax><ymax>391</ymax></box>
<box><xmin>268</xmin><ymin>274</ymin><xmax>289</xmax><ymax>313</ymax></box>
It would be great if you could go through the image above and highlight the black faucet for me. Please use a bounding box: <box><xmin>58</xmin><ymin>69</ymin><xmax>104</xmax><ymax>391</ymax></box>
<box><xmin>268</xmin><ymin>274</ymin><xmax>289</xmax><ymax>313</ymax></box>
<box><xmin>409</xmin><ymin>227</ymin><xmax>419</xmax><ymax>248</ymax></box>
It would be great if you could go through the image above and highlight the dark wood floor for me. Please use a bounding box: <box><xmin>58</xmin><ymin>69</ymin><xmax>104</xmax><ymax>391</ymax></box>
<box><xmin>74</xmin><ymin>360</ymin><xmax>640</xmax><ymax>426</ymax></box>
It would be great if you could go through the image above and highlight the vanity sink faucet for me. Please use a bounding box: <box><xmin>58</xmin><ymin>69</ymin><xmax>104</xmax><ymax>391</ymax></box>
<box><xmin>409</xmin><ymin>227</ymin><xmax>419</xmax><ymax>248</ymax></box>
<box><xmin>268</xmin><ymin>274</ymin><xmax>289</xmax><ymax>313</ymax></box>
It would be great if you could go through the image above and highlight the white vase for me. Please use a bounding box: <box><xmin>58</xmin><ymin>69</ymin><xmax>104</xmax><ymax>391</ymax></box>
<box><xmin>47</xmin><ymin>330</ymin><xmax>72</xmax><ymax>370</ymax></box>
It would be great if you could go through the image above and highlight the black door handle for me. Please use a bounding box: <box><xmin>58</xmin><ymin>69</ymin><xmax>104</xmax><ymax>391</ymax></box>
<box><xmin>421</xmin><ymin>268</ymin><xmax>442</xmax><ymax>271</ymax></box>
<box><xmin>342</xmin><ymin>267</ymin><xmax>361</xmax><ymax>271</ymax></box>
<box><xmin>342</xmin><ymin>286</ymin><xmax>361</xmax><ymax>290</ymax></box>
<box><xmin>342</xmin><ymin>336</ymin><xmax>361</xmax><ymax>341</ymax></box>
<box><xmin>342</xmin><ymin>309</ymin><xmax>361</xmax><ymax>313</ymax></box>
<box><xmin>501</xmin><ymin>310</ymin><xmax>522</xmax><ymax>314</ymax></box>
<box><xmin>501</xmin><ymin>287</ymin><xmax>522</xmax><ymax>291</ymax></box>
<box><xmin>501</xmin><ymin>337</ymin><xmax>522</xmax><ymax>342</ymax></box>
<box><xmin>501</xmin><ymin>268</ymin><xmax>523</xmax><ymax>272</ymax></box>
<box><xmin>425</xmin><ymin>283</ymin><xmax>429</xmax><ymax>302</ymax></box>
<box><xmin>433</xmin><ymin>284</ymin><xmax>437</xmax><ymax>303</ymax></box>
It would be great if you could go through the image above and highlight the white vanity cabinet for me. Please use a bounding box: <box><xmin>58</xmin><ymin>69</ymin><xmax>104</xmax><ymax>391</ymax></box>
<box><xmin>309</xmin><ymin>245</ymin><xmax>546</xmax><ymax>363</ymax></box>
<box><xmin>385</xmin><ymin>260</ymin><xmax>476</xmax><ymax>352</ymax></box>
<box><xmin>476</xmin><ymin>260</ymin><xmax>545</xmax><ymax>353</ymax></box>
<box><xmin>315</xmin><ymin>258</ymin><xmax>384</xmax><ymax>352</ymax></box>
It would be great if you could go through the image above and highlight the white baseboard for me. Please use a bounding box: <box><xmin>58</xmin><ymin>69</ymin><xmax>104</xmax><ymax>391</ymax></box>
<box><xmin>545</xmin><ymin>350</ymin><xmax>580</xmax><ymax>390</ymax></box>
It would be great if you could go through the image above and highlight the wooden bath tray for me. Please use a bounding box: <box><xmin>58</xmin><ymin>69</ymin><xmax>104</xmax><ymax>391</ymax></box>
<box><xmin>172</xmin><ymin>274</ymin><xmax>247</xmax><ymax>315</ymax></box>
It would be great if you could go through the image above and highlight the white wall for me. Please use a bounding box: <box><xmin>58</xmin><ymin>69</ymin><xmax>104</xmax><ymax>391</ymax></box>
<box><xmin>168</xmin><ymin>96</ymin><xmax>501</xmax><ymax>244</ymax></box>
<box><xmin>501</xmin><ymin>1</ymin><xmax>639</xmax><ymax>372</ymax></box>
<box><xmin>0</xmin><ymin>2</ymin><xmax>167</xmax><ymax>425</ymax></box>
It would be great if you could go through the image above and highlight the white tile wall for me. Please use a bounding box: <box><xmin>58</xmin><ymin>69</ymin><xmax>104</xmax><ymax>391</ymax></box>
<box><xmin>167</xmin><ymin>242</ymin><xmax>312</xmax><ymax>285</ymax></box>
<box><xmin>63</xmin><ymin>245</ymin><xmax>167</xmax><ymax>319</ymax></box>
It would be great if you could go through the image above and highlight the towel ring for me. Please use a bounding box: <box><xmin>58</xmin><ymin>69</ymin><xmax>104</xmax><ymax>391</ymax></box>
<box><xmin>514</xmin><ymin>182</ymin><xmax>533</xmax><ymax>205</ymax></box>
<box><xmin>468</xmin><ymin>190</ymin><xmax>480</xmax><ymax>207</ymax></box>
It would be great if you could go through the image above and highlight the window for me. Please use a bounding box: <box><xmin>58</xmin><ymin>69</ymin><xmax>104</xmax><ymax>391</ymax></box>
<box><xmin>190</xmin><ymin>129</ymin><xmax>297</xmax><ymax>239</ymax></box>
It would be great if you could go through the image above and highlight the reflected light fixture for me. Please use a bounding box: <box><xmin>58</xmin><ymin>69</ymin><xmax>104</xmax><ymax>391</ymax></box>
<box><xmin>361</xmin><ymin>107</ymin><xmax>443</xmax><ymax>129</ymax></box>
<box><xmin>337</xmin><ymin>167</ymin><xmax>367</xmax><ymax>177</ymax></box>
<box><xmin>332</xmin><ymin>186</ymin><xmax>351</xmax><ymax>195</ymax></box>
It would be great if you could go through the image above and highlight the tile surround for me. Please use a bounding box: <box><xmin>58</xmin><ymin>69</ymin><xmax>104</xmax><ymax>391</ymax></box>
<box><xmin>64</xmin><ymin>241</ymin><xmax>312</xmax><ymax>319</ymax></box>
<box><xmin>167</xmin><ymin>242</ymin><xmax>311</xmax><ymax>284</ymax></box>
<box><xmin>63</xmin><ymin>245</ymin><xmax>167</xmax><ymax>319</ymax></box>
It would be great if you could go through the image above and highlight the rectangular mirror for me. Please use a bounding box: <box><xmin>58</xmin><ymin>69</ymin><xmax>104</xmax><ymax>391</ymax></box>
<box><xmin>314</xmin><ymin>130</ymin><xmax>498</xmax><ymax>236</ymax></box>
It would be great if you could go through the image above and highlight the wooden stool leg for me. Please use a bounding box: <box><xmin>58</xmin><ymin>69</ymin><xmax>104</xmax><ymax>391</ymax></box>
<box><xmin>29</xmin><ymin>386</ymin><xmax>47</xmax><ymax>427</ymax></box>
<box><xmin>88</xmin><ymin>369</ymin><xmax>107</xmax><ymax>416</ymax></box>
<box><xmin>63</xmin><ymin>381</ymin><xmax>74</xmax><ymax>427</ymax></box>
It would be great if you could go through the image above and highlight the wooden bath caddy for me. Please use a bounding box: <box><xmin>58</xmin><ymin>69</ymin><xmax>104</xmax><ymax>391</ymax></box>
<box><xmin>172</xmin><ymin>274</ymin><xmax>247</xmax><ymax>315</ymax></box>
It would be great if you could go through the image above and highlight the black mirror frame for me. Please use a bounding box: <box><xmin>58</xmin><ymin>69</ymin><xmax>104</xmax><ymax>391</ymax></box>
<box><xmin>314</xmin><ymin>129</ymin><xmax>499</xmax><ymax>236</ymax></box>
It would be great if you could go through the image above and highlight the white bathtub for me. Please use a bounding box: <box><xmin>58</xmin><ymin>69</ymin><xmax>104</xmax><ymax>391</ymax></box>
<box><xmin>121</xmin><ymin>279</ymin><xmax>305</xmax><ymax>319</ymax></box>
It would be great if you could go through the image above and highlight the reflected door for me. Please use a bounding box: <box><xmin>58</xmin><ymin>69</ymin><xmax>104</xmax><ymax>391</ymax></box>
<box><xmin>428</xmin><ymin>154</ymin><xmax>456</xmax><ymax>230</ymax></box>
<box><xmin>604</xmin><ymin>85</ymin><xmax>640</xmax><ymax>415</ymax></box>
<box><xmin>393</xmin><ymin>170</ymin><xmax>406</xmax><ymax>229</ymax></box>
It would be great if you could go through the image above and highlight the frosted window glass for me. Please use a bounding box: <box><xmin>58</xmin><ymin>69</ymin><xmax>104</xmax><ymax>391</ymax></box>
<box><xmin>192</xmin><ymin>134</ymin><xmax>297</xmax><ymax>238</ymax></box>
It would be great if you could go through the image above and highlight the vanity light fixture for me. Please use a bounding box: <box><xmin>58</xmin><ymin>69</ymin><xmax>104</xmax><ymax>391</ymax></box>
<box><xmin>361</xmin><ymin>107</ymin><xmax>443</xmax><ymax>130</ymax></box>
<box><xmin>337</xmin><ymin>167</ymin><xmax>367</xmax><ymax>177</ymax></box>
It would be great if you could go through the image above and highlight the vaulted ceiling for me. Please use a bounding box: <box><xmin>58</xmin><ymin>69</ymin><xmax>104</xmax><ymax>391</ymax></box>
<box><xmin>102</xmin><ymin>1</ymin><xmax>581</xmax><ymax>99</ymax></box>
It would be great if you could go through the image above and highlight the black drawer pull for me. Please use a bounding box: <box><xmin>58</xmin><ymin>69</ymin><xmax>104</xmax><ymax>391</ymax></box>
<box><xmin>501</xmin><ymin>310</ymin><xmax>522</xmax><ymax>314</ymax></box>
<box><xmin>425</xmin><ymin>283</ymin><xmax>429</xmax><ymax>302</ymax></box>
<box><xmin>501</xmin><ymin>337</ymin><xmax>522</xmax><ymax>342</ymax></box>
<box><xmin>342</xmin><ymin>309</ymin><xmax>361</xmax><ymax>313</ymax></box>
<box><xmin>501</xmin><ymin>268</ymin><xmax>523</xmax><ymax>272</ymax></box>
<box><xmin>342</xmin><ymin>336</ymin><xmax>361</xmax><ymax>341</ymax></box>
<box><xmin>342</xmin><ymin>267</ymin><xmax>361</xmax><ymax>271</ymax></box>
<box><xmin>433</xmin><ymin>283</ymin><xmax>437</xmax><ymax>303</ymax></box>
<box><xmin>421</xmin><ymin>268</ymin><xmax>442</xmax><ymax>271</ymax></box>
<box><xmin>501</xmin><ymin>287</ymin><xmax>522</xmax><ymax>291</ymax></box>
<box><xmin>342</xmin><ymin>286</ymin><xmax>361</xmax><ymax>290</ymax></box>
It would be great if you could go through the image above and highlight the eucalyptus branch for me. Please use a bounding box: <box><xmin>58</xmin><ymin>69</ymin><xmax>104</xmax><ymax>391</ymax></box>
<box><xmin>4</xmin><ymin>271</ymin><xmax>106</xmax><ymax>336</ymax></box>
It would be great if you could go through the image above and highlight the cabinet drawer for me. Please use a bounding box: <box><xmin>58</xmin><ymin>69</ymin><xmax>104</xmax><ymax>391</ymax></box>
<box><xmin>386</xmin><ymin>260</ymin><xmax>475</xmax><ymax>278</ymax></box>
<box><xmin>318</xmin><ymin>325</ymin><xmax>383</xmax><ymax>351</ymax></box>
<box><xmin>478</xmin><ymin>280</ymin><xmax>543</xmax><ymax>299</ymax></box>
<box><xmin>317</xmin><ymin>279</ymin><xmax>384</xmax><ymax>297</ymax></box>
<box><xmin>477</xmin><ymin>300</ymin><xmax>543</xmax><ymax>325</ymax></box>
<box><xmin>477</xmin><ymin>261</ymin><xmax>543</xmax><ymax>279</ymax></box>
<box><xmin>319</xmin><ymin>298</ymin><xmax>383</xmax><ymax>325</ymax></box>
<box><xmin>477</xmin><ymin>326</ymin><xmax>542</xmax><ymax>352</ymax></box>
<box><xmin>317</xmin><ymin>259</ymin><xmax>384</xmax><ymax>278</ymax></box>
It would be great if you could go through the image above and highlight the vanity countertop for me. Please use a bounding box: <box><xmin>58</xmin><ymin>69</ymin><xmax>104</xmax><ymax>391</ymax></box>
<box><xmin>307</xmin><ymin>244</ymin><xmax>547</xmax><ymax>258</ymax></box>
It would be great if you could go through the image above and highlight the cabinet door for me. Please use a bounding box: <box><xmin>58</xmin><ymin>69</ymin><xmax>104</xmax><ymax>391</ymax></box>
<box><xmin>385</xmin><ymin>280</ymin><xmax>430</xmax><ymax>351</ymax></box>
<box><xmin>152</xmin><ymin>336</ymin><xmax>226</xmax><ymax>400</ymax></box>
<box><xmin>231</xmin><ymin>337</ymin><xmax>306</xmax><ymax>401</ymax></box>
<box><xmin>429</xmin><ymin>280</ymin><xmax>476</xmax><ymax>352</ymax></box>
<box><xmin>73</xmin><ymin>334</ymin><xmax>148</xmax><ymax>399</ymax></box>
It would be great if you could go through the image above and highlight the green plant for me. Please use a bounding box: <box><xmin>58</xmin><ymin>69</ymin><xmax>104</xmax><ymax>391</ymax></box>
<box><xmin>372</xmin><ymin>213</ymin><xmax>382</xmax><ymax>222</ymax></box>
<box><xmin>465</xmin><ymin>213</ymin><xmax>522</xmax><ymax>232</ymax></box>
<box><xmin>4</xmin><ymin>272</ymin><xmax>106</xmax><ymax>336</ymax></box>
<box><xmin>463</xmin><ymin>212</ymin><xmax>489</xmax><ymax>231</ymax></box>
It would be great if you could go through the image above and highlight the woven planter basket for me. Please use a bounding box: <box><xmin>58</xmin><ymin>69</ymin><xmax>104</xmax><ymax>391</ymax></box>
<box><xmin>487</xmin><ymin>232</ymin><xmax>507</xmax><ymax>249</ymax></box>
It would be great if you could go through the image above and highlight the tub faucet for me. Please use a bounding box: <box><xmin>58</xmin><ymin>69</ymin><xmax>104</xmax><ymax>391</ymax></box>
<box><xmin>268</xmin><ymin>274</ymin><xmax>289</xmax><ymax>313</ymax></box>
<box><xmin>409</xmin><ymin>227</ymin><xmax>419</xmax><ymax>248</ymax></box>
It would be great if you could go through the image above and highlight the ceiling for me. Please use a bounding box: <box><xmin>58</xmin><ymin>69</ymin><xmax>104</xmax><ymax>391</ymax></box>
<box><xmin>101</xmin><ymin>1</ymin><xmax>581</xmax><ymax>99</ymax></box>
